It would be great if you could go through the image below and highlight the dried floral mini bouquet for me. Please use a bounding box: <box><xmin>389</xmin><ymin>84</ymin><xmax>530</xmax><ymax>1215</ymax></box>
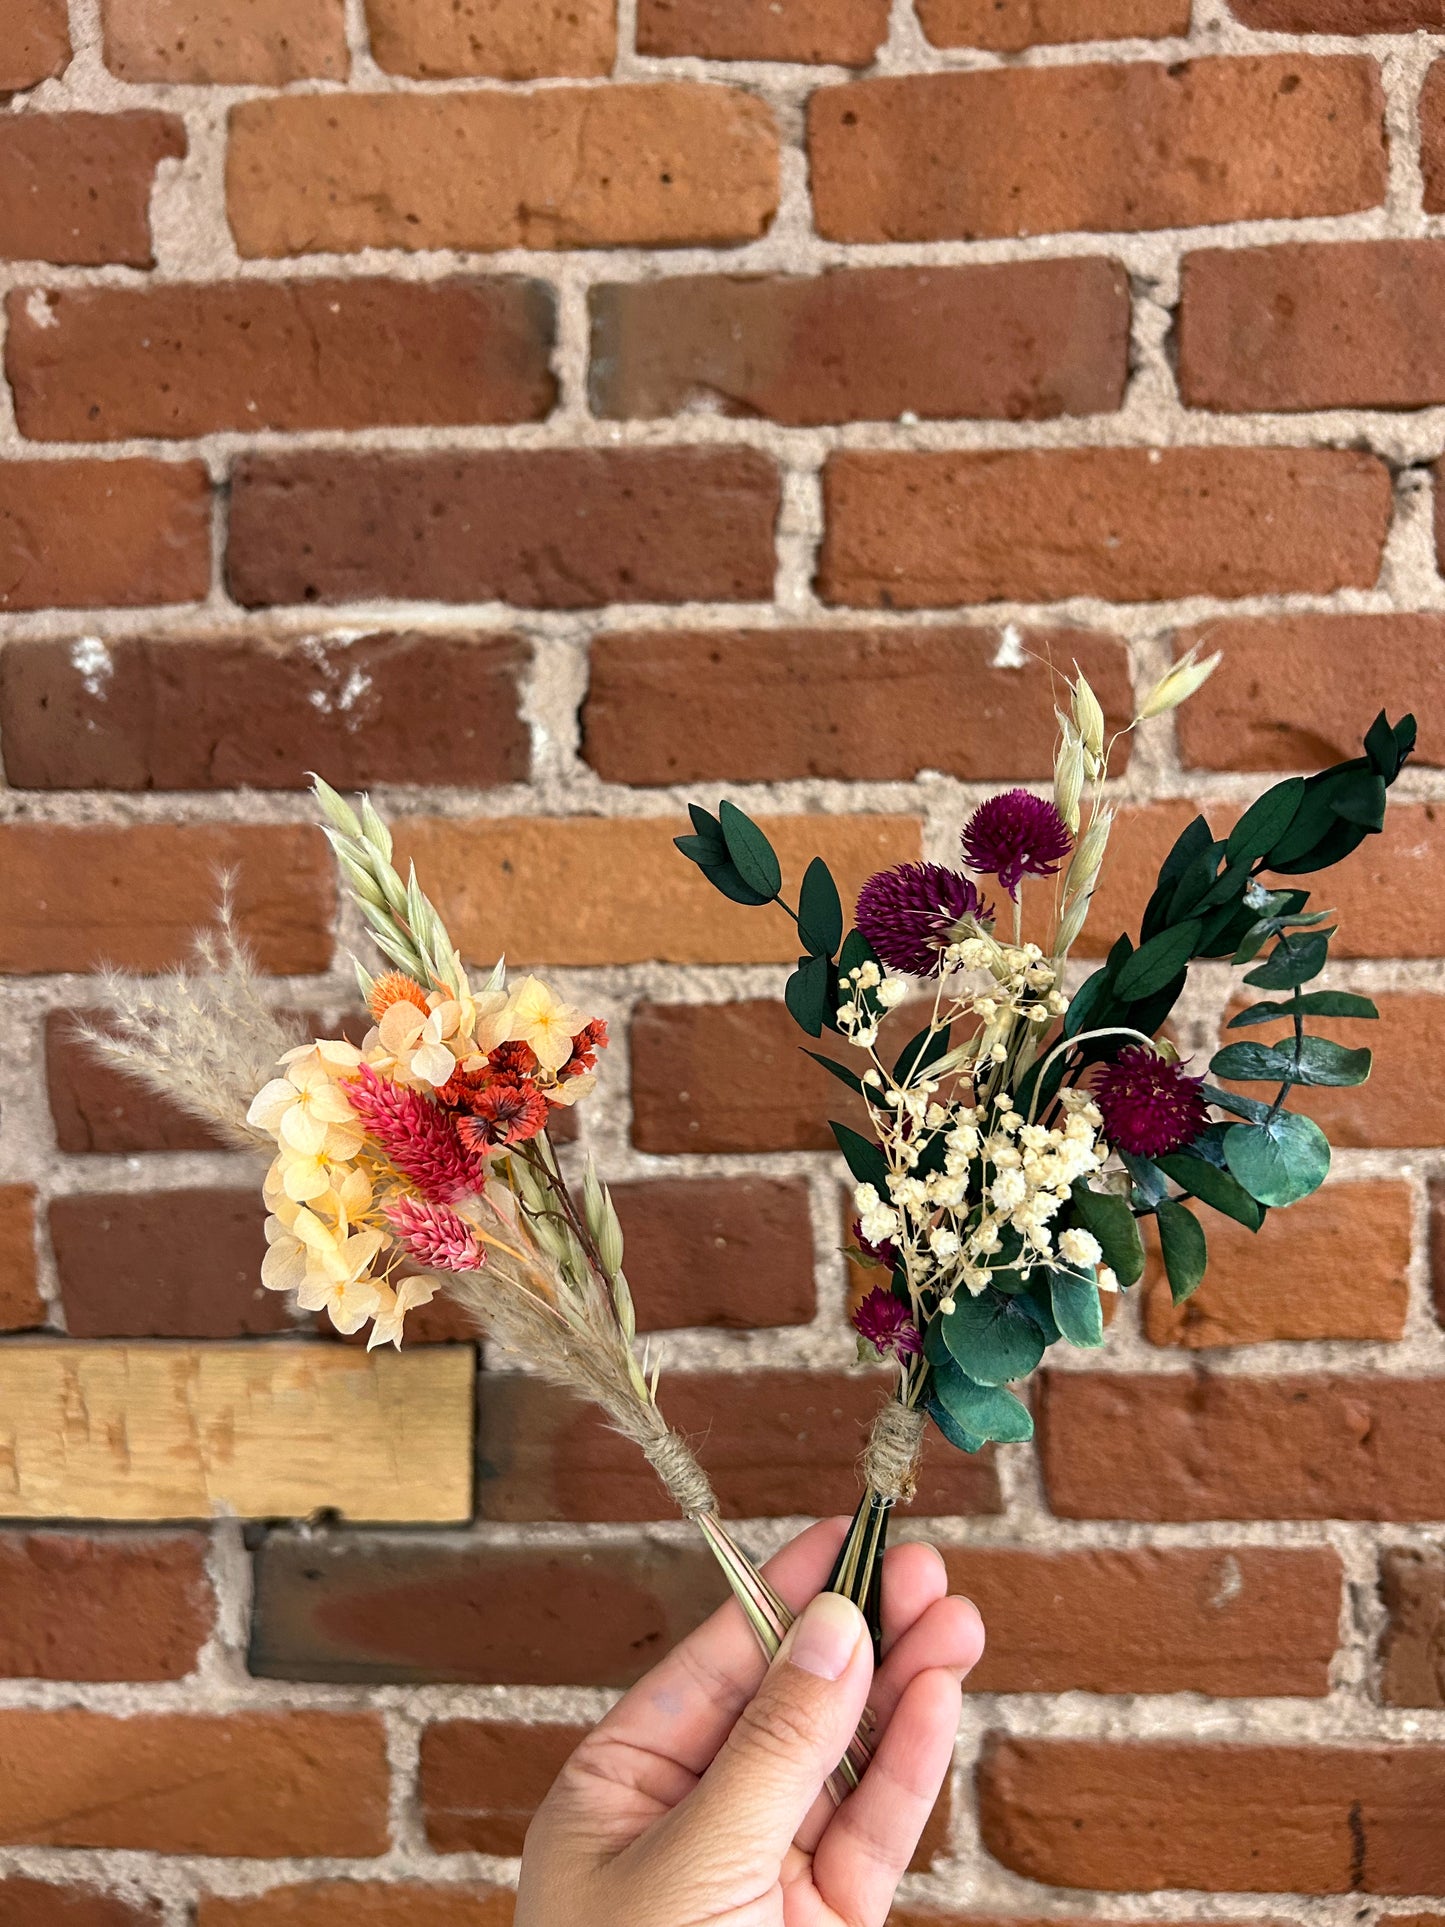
<box><xmin>678</xmin><ymin>656</ymin><xmax>1415</xmax><ymax>1643</ymax></box>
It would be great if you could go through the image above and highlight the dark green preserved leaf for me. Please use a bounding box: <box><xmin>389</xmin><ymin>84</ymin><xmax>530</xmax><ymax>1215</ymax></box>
<box><xmin>1155</xmin><ymin>1197</ymin><xmax>1207</xmax><ymax>1304</ymax></box>
<box><xmin>1227</xmin><ymin>777</ymin><xmax>1306</xmax><ymax>864</ymax></box>
<box><xmin>928</xmin><ymin>1358</ymin><xmax>1033</xmax><ymax>1448</ymax></box>
<box><xmin>1328</xmin><ymin>768</ymin><xmax>1388</xmax><ymax>831</ymax></box>
<box><xmin>797</xmin><ymin>856</ymin><xmax>843</xmax><ymax>959</ymax></box>
<box><xmin>1064</xmin><ymin>966</ymin><xmax>1114</xmax><ymax>1039</ymax></box>
<box><xmin>1119</xmin><ymin>1150</ymin><xmax>1169</xmax><ymax>1211</ymax></box>
<box><xmin>804</xmin><ymin>1050</ymin><xmax>865</xmax><ymax>1096</ymax></box>
<box><xmin>1200</xmin><ymin>1080</ymin><xmax>1271</xmax><ymax>1122</ymax></box>
<box><xmin>718</xmin><ymin>800</ymin><xmax>781</xmax><ymax>900</ymax></box>
<box><xmin>1051</xmin><ymin>1264</ymin><xmax>1105</xmax><ymax>1347</ymax></box>
<box><xmin>893</xmin><ymin>1023</ymin><xmax>952</xmax><ymax>1085</ymax></box>
<box><xmin>694</xmin><ymin>857</ymin><xmax>775</xmax><ymax>907</ymax></box>
<box><xmin>1113</xmin><ymin>920</ymin><xmax>1203</xmax><ymax>1000</ymax></box>
<box><xmin>831</xmin><ymin>1121</ymin><xmax>889</xmax><ymax>1192</ymax></box>
<box><xmin>1227</xmin><ymin>990</ymin><xmax>1378</xmax><ymax>1028</ymax></box>
<box><xmin>1067</xmin><ymin>1181</ymin><xmax>1146</xmax><ymax>1286</ymax></box>
<box><xmin>1223</xmin><ymin>1112</ymin><xmax>1331</xmax><ymax>1206</ymax></box>
<box><xmin>1155</xmin><ymin>1150</ymin><xmax>1266</xmax><ymax>1230</ymax></box>
<box><xmin>940</xmin><ymin>1289</ymin><xmax>1047</xmax><ymax>1387</ymax></box>
<box><xmin>784</xmin><ymin>953</ymin><xmax>830</xmax><ymax>1037</ymax></box>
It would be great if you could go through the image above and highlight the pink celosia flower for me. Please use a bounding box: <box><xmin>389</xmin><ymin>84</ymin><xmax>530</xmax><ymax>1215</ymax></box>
<box><xmin>852</xmin><ymin>1285</ymin><xmax>922</xmax><ymax>1360</ymax></box>
<box><xmin>383</xmin><ymin>1196</ymin><xmax>481</xmax><ymax>1273</ymax></box>
<box><xmin>346</xmin><ymin>1064</ymin><xmax>485</xmax><ymax>1203</ymax></box>
<box><xmin>1093</xmin><ymin>1046</ymin><xmax>1210</xmax><ymax>1158</ymax></box>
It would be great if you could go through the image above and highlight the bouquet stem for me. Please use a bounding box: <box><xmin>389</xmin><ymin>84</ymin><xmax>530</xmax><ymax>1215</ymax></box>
<box><xmin>828</xmin><ymin>1396</ymin><xmax>929</xmax><ymax>1659</ymax></box>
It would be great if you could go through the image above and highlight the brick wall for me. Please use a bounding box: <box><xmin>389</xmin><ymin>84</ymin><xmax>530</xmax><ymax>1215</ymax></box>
<box><xmin>1</xmin><ymin>0</ymin><xmax>1444</xmax><ymax>1919</ymax></box>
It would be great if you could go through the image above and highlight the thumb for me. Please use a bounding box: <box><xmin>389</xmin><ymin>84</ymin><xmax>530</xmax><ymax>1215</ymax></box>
<box><xmin>667</xmin><ymin>1592</ymin><xmax>873</xmax><ymax>1870</ymax></box>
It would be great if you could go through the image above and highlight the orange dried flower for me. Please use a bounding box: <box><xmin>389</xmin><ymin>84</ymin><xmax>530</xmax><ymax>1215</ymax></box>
<box><xmin>368</xmin><ymin>971</ymin><xmax>430</xmax><ymax>1023</ymax></box>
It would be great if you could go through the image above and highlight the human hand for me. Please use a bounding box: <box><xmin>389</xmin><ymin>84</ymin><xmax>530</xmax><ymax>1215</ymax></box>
<box><xmin>515</xmin><ymin>1516</ymin><xmax>985</xmax><ymax>1927</ymax></box>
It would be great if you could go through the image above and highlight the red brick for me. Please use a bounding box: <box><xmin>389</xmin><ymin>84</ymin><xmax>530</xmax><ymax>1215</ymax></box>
<box><xmin>1143</xmin><ymin>1180</ymin><xmax>1411</xmax><ymax>1349</ymax></box>
<box><xmin>978</xmin><ymin>1736</ymin><xmax>1445</xmax><ymax>1892</ymax></box>
<box><xmin>0</xmin><ymin>0</ymin><xmax>70</xmax><ymax>88</ymax></box>
<box><xmin>820</xmin><ymin>447</ymin><xmax>1391</xmax><ymax>606</ymax></box>
<box><xmin>584</xmin><ymin>627</ymin><xmax>1132</xmax><ymax>786</ymax></box>
<box><xmin>1173</xmin><ymin>614</ymin><xmax>1445</xmax><ymax>770</ymax></box>
<box><xmin>0</xmin><ymin>459</ymin><xmax>210</xmax><ymax>611</ymax></box>
<box><xmin>367</xmin><ymin>0</ymin><xmax>613</xmax><ymax>76</ymax></box>
<box><xmin>0</xmin><ymin>1883</ymin><xmax>159</xmax><ymax>1927</ymax></box>
<box><xmin>50</xmin><ymin>1189</ymin><xmax>298</xmax><ymax>1340</ymax></box>
<box><xmin>227</xmin><ymin>449</ymin><xmax>779</xmax><ymax>610</ymax></box>
<box><xmin>919</xmin><ymin>0</ymin><xmax>1188</xmax><ymax>45</ymax></box>
<box><xmin>637</xmin><ymin>0</ymin><xmax>889</xmax><ymax>61</ymax></box>
<box><xmin>0</xmin><ymin>824</ymin><xmax>333</xmax><ymax>974</ymax></box>
<box><xmin>0</xmin><ymin>1186</ymin><xmax>42</xmax><ymax>1331</ymax></box>
<box><xmin>478</xmin><ymin>1370</ymin><xmax>1002</xmax><ymax>1521</ymax></box>
<box><xmin>199</xmin><ymin>1887</ymin><xmax>513</xmax><ymax>1927</ymax></box>
<box><xmin>808</xmin><ymin>58</ymin><xmax>1385</xmax><ymax>243</ymax></box>
<box><xmin>1040</xmin><ymin>1374</ymin><xmax>1445</xmax><ymax>1520</ymax></box>
<box><xmin>227</xmin><ymin>88</ymin><xmax>778</xmax><ymax>256</ymax></box>
<box><xmin>7</xmin><ymin>281</ymin><xmax>556</xmax><ymax>440</ymax></box>
<box><xmin>249</xmin><ymin>1531</ymin><xmax>725</xmax><ymax>1685</ymax></box>
<box><xmin>0</xmin><ymin>1531</ymin><xmax>212</xmax><ymax>1680</ymax></box>
<box><xmin>421</xmin><ymin>1720</ymin><xmax>581</xmax><ymax>1854</ymax></box>
<box><xmin>1432</xmin><ymin>1180</ymin><xmax>1445</xmax><ymax>1324</ymax></box>
<box><xmin>1180</xmin><ymin>240</ymin><xmax>1445</xmax><ymax>412</ymax></box>
<box><xmin>102</xmin><ymin>0</ymin><xmax>347</xmax><ymax>79</ymax></box>
<box><xmin>0</xmin><ymin>113</ymin><xmax>184</xmax><ymax>266</ymax></box>
<box><xmin>590</xmin><ymin>261</ymin><xmax>1129</xmax><ymax>425</ymax></box>
<box><xmin>47</xmin><ymin>1008</ymin><xmax>231</xmax><ymax>1154</ymax></box>
<box><xmin>1380</xmin><ymin>1544</ymin><xmax>1445</xmax><ymax>1709</ymax></box>
<box><xmin>394</xmin><ymin>815</ymin><xmax>916</xmax><ymax>967</ymax></box>
<box><xmin>1</xmin><ymin>633</ymin><xmax>531</xmax><ymax>791</ymax></box>
<box><xmin>632</xmin><ymin>999</ymin><xmax>852</xmax><ymax>1153</ymax></box>
<box><xmin>947</xmin><ymin>1546</ymin><xmax>1341</xmax><ymax>1696</ymax></box>
<box><xmin>1235</xmin><ymin>0</ymin><xmax>1445</xmax><ymax>25</ymax></box>
<box><xmin>612</xmin><ymin>1176</ymin><xmax>816</xmax><ymax>1330</ymax></box>
<box><xmin>1424</xmin><ymin>62</ymin><xmax>1445</xmax><ymax>211</ymax></box>
<box><xmin>0</xmin><ymin>1710</ymin><xmax>389</xmax><ymax>1855</ymax></box>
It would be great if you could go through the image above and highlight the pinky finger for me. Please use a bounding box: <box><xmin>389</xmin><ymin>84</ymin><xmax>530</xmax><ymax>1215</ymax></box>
<box><xmin>810</xmin><ymin>1668</ymin><xmax>962</xmax><ymax>1927</ymax></box>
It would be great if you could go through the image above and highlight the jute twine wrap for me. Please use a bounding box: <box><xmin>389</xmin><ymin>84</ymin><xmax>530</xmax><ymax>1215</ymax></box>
<box><xmin>643</xmin><ymin>1428</ymin><xmax>716</xmax><ymax>1520</ymax></box>
<box><xmin>861</xmin><ymin>1401</ymin><xmax>927</xmax><ymax>1504</ymax></box>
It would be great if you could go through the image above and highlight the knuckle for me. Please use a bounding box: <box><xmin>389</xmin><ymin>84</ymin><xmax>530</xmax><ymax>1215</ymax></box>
<box><xmin>734</xmin><ymin>1681</ymin><xmax>831</xmax><ymax>1764</ymax></box>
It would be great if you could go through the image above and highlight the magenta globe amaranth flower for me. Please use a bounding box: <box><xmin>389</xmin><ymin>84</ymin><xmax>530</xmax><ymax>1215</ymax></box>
<box><xmin>1094</xmin><ymin>1046</ymin><xmax>1211</xmax><ymax>1158</ymax></box>
<box><xmin>852</xmin><ymin>1285</ymin><xmax>922</xmax><ymax>1360</ymax></box>
<box><xmin>855</xmin><ymin>861</ymin><xmax>992</xmax><ymax>976</ymax></box>
<box><xmin>961</xmin><ymin>789</ymin><xmax>1073</xmax><ymax>898</ymax></box>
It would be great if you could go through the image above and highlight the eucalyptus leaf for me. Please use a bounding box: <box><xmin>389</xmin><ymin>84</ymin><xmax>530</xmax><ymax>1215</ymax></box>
<box><xmin>1155</xmin><ymin>1197</ymin><xmax>1207</xmax><ymax>1304</ymax></box>
<box><xmin>1223</xmin><ymin>1112</ymin><xmax>1331</xmax><ymax>1206</ymax></box>
<box><xmin>718</xmin><ymin>800</ymin><xmax>781</xmax><ymax>900</ymax></box>
<box><xmin>940</xmin><ymin>1289</ymin><xmax>1047</xmax><ymax>1386</ymax></box>
<box><xmin>1113</xmin><ymin>919</ymin><xmax>1203</xmax><ymax>1000</ymax></box>
<box><xmin>1051</xmin><ymin>1264</ymin><xmax>1105</xmax><ymax>1347</ymax></box>
<box><xmin>1067</xmin><ymin>1180</ymin><xmax>1146</xmax><ymax>1286</ymax></box>
<box><xmin>1228</xmin><ymin>990</ymin><xmax>1378</xmax><ymax>1027</ymax></box>
<box><xmin>693</xmin><ymin>856</ymin><xmax>775</xmax><ymax>908</ymax></box>
<box><xmin>1200</xmin><ymin>1081</ymin><xmax>1271</xmax><ymax>1122</ymax></box>
<box><xmin>929</xmin><ymin>1357</ymin><xmax>1034</xmax><ymax>1447</ymax></box>
<box><xmin>797</xmin><ymin>856</ymin><xmax>843</xmax><ymax>959</ymax></box>
<box><xmin>1227</xmin><ymin>776</ymin><xmax>1306</xmax><ymax>864</ymax></box>
<box><xmin>1155</xmin><ymin>1149</ymin><xmax>1266</xmax><ymax>1230</ymax></box>
<box><xmin>1119</xmin><ymin>1150</ymin><xmax>1169</xmax><ymax>1211</ymax></box>
<box><xmin>784</xmin><ymin>953</ymin><xmax>830</xmax><ymax>1037</ymax></box>
<box><xmin>1292</xmin><ymin>1036</ymin><xmax>1372</xmax><ymax>1087</ymax></box>
<box><xmin>1243</xmin><ymin>931</ymin><xmax>1332</xmax><ymax>990</ymax></box>
<box><xmin>1210</xmin><ymin>1040</ymin><xmax>1297</xmax><ymax>1084</ymax></box>
<box><xmin>1328</xmin><ymin>768</ymin><xmax>1388</xmax><ymax>831</ymax></box>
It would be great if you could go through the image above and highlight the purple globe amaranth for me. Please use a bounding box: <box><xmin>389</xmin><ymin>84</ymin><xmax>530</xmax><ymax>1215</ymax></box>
<box><xmin>961</xmin><ymin>788</ymin><xmax>1073</xmax><ymax>898</ymax></box>
<box><xmin>855</xmin><ymin>860</ymin><xmax>993</xmax><ymax>977</ymax></box>
<box><xmin>1093</xmin><ymin>1046</ymin><xmax>1211</xmax><ymax>1159</ymax></box>
<box><xmin>852</xmin><ymin>1285</ymin><xmax>922</xmax><ymax>1361</ymax></box>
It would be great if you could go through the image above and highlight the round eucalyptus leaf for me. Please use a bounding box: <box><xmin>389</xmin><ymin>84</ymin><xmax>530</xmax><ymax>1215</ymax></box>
<box><xmin>1223</xmin><ymin>1112</ymin><xmax>1331</xmax><ymax>1207</ymax></box>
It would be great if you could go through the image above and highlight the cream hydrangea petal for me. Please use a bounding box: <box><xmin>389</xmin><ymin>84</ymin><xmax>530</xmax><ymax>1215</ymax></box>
<box><xmin>308</xmin><ymin>1080</ymin><xmax>359</xmax><ymax>1125</ymax></box>
<box><xmin>247</xmin><ymin>1079</ymin><xmax>297</xmax><ymax>1133</ymax></box>
<box><xmin>326</xmin><ymin>1278</ymin><xmax>382</xmax><ymax>1335</ymax></box>
<box><xmin>278</xmin><ymin>1103</ymin><xmax>329</xmax><ymax>1157</ymax></box>
<box><xmin>379</xmin><ymin>1002</ymin><xmax>428</xmax><ymax>1051</ymax></box>
<box><xmin>283</xmin><ymin>1156</ymin><xmax>332</xmax><ymax>1204</ymax></box>
<box><xmin>411</xmin><ymin>1041</ymin><xmax>459</xmax><ymax>1087</ymax></box>
<box><xmin>261</xmin><ymin>1235</ymin><xmax>308</xmax><ymax>1294</ymax></box>
<box><xmin>316</xmin><ymin>1038</ymin><xmax>363</xmax><ymax>1071</ymax></box>
<box><xmin>321</xmin><ymin>1118</ymin><xmax>365</xmax><ymax>1161</ymax></box>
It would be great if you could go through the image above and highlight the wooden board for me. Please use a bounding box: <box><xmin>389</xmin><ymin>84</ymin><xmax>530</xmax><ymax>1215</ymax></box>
<box><xmin>0</xmin><ymin>1342</ymin><xmax>474</xmax><ymax>1523</ymax></box>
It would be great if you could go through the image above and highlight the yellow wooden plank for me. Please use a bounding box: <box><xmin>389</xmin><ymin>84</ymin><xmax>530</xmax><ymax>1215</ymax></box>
<box><xmin>0</xmin><ymin>1342</ymin><xmax>474</xmax><ymax>1523</ymax></box>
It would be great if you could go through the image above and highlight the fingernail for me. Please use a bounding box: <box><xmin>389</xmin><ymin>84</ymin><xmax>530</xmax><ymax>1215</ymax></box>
<box><xmin>789</xmin><ymin>1593</ymin><xmax>864</xmax><ymax>1682</ymax></box>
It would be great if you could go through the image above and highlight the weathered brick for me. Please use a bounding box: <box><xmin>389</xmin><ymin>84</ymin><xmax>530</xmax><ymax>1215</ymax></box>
<box><xmin>0</xmin><ymin>1531</ymin><xmax>212</xmax><ymax>1680</ymax></box>
<box><xmin>199</xmin><ymin>1887</ymin><xmax>514</xmax><ymax>1927</ymax></box>
<box><xmin>821</xmin><ymin>447</ymin><xmax>1391</xmax><ymax>608</ymax></box>
<box><xmin>613</xmin><ymin>1176</ymin><xmax>816</xmax><ymax>1330</ymax></box>
<box><xmin>227</xmin><ymin>449</ymin><xmax>779</xmax><ymax>610</ymax></box>
<box><xmin>1380</xmin><ymin>1544</ymin><xmax>1445</xmax><ymax>1709</ymax></box>
<box><xmin>1424</xmin><ymin>62</ymin><xmax>1445</xmax><ymax>214</ymax></box>
<box><xmin>1432</xmin><ymin>1180</ymin><xmax>1445</xmax><ymax>1325</ymax></box>
<box><xmin>0</xmin><ymin>1883</ymin><xmax>159</xmax><ymax>1927</ymax></box>
<box><xmin>978</xmin><ymin>1736</ymin><xmax>1445</xmax><ymax>1892</ymax></box>
<box><xmin>0</xmin><ymin>1710</ymin><xmax>389</xmax><ymax>1856</ymax></box>
<box><xmin>50</xmin><ymin>1189</ymin><xmax>296</xmax><ymax>1340</ymax></box>
<box><xmin>478</xmin><ymin>1370</ymin><xmax>1002</xmax><ymax>1520</ymax></box>
<box><xmin>47</xmin><ymin>1008</ymin><xmax>230</xmax><ymax>1153</ymax></box>
<box><xmin>1040</xmin><ymin>1374</ymin><xmax>1445</xmax><ymax>1520</ymax></box>
<box><xmin>918</xmin><ymin>0</ymin><xmax>1188</xmax><ymax>45</ymax></box>
<box><xmin>0</xmin><ymin>113</ymin><xmax>183</xmax><ymax>265</ymax></box>
<box><xmin>1</xmin><ymin>633</ymin><xmax>531</xmax><ymax>791</ymax></box>
<box><xmin>637</xmin><ymin>0</ymin><xmax>889</xmax><ymax>61</ymax></box>
<box><xmin>585</xmin><ymin>628</ymin><xmax>1132</xmax><ymax>785</ymax></box>
<box><xmin>1173</xmin><ymin>614</ymin><xmax>1445</xmax><ymax>770</ymax></box>
<box><xmin>421</xmin><ymin>1720</ymin><xmax>582</xmax><ymax>1855</ymax></box>
<box><xmin>808</xmin><ymin>59</ymin><xmax>1385</xmax><ymax>243</ymax></box>
<box><xmin>0</xmin><ymin>459</ymin><xmax>210</xmax><ymax>611</ymax></box>
<box><xmin>0</xmin><ymin>824</ymin><xmax>332</xmax><ymax>974</ymax></box>
<box><xmin>393</xmin><ymin>815</ymin><xmax>917</xmax><ymax>966</ymax></box>
<box><xmin>0</xmin><ymin>1343</ymin><xmax>474</xmax><ymax>1524</ymax></box>
<box><xmin>1233</xmin><ymin>0</ymin><xmax>1445</xmax><ymax>25</ymax></box>
<box><xmin>1180</xmin><ymin>241</ymin><xmax>1445</xmax><ymax>413</ymax></box>
<box><xmin>590</xmin><ymin>261</ymin><xmax>1128</xmax><ymax>424</ymax></box>
<box><xmin>0</xmin><ymin>1186</ymin><xmax>42</xmax><ymax>1331</ymax></box>
<box><xmin>227</xmin><ymin>88</ymin><xmax>778</xmax><ymax>256</ymax></box>
<box><xmin>1222</xmin><ymin>994</ymin><xmax>1445</xmax><ymax>1148</ymax></box>
<box><xmin>946</xmin><ymin>1546</ymin><xmax>1341</xmax><ymax>1696</ymax></box>
<box><xmin>1143</xmin><ymin>1181</ymin><xmax>1412</xmax><ymax>1349</ymax></box>
<box><xmin>0</xmin><ymin>0</ymin><xmax>70</xmax><ymax>89</ymax></box>
<box><xmin>102</xmin><ymin>0</ymin><xmax>347</xmax><ymax>80</ymax></box>
<box><xmin>7</xmin><ymin>281</ymin><xmax>556</xmax><ymax>439</ymax></box>
<box><xmin>250</xmin><ymin>1532</ymin><xmax>724</xmax><ymax>1685</ymax></box>
<box><xmin>366</xmin><ymin>0</ymin><xmax>613</xmax><ymax>76</ymax></box>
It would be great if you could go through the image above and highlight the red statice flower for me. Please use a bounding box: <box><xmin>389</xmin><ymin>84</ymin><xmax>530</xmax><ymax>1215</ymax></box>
<box><xmin>457</xmin><ymin>1082</ymin><xmax>550</xmax><ymax>1150</ymax></box>
<box><xmin>961</xmin><ymin>788</ymin><xmax>1073</xmax><ymax>898</ymax></box>
<box><xmin>852</xmin><ymin>1285</ymin><xmax>922</xmax><ymax>1360</ymax></box>
<box><xmin>488</xmin><ymin>1039</ymin><xmax>541</xmax><ymax>1082</ymax></box>
<box><xmin>560</xmin><ymin>1017</ymin><xmax>608</xmax><ymax>1082</ymax></box>
<box><xmin>383</xmin><ymin>1196</ymin><xmax>481</xmax><ymax>1273</ymax></box>
<box><xmin>346</xmin><ymin>1064</ymin><xmax>485</xmax><ymax>1202</ymax></box>
<box><xmin>855</xmin><ymin>862</ymin><xmax>993</xmax><ymax>976</ymax></box>
<box><xmin>851</xmin><ymin>1218</ymin><xmax>898</xmax><ymax>1272</ymax></box>
<box><xmin>1093</xmin><ymin>1046</ymin><xmax>1211</xmax><ymax>1158</ymax></box>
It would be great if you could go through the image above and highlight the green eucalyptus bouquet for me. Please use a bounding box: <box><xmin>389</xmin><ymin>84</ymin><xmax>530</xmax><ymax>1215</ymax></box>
<box><xmin>678</xmin><ymin>654</ymin><xmax>1415</xmax><ymax>1644</ymax></box>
